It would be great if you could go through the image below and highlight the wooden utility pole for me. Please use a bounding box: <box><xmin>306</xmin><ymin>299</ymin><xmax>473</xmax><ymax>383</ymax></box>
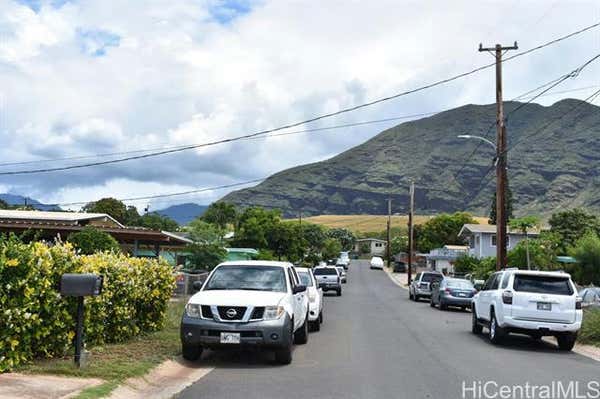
<box><xmin>479</xmin><ymin>42</ymin><xmax>518</xmax><ymax>271</ymax></box>
<box><xmin>386</xmin><ymin>198</ymin><xmax>392</xmax><ymax>268</ymax></box>
<box><xmin>407</xmin><ymin>181</ymin><xmax>414</xmax><ymax>285</ymax></box>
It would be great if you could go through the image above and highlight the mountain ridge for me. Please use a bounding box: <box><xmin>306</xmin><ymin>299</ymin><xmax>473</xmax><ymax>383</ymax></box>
<box><xmin>221</xmin><ymin>99</ymin><xmax>600</xmax><ymax>217</ymax></box>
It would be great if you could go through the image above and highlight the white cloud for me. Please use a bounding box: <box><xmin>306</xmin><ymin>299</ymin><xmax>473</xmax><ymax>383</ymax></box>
<box><xmin>0</xmin><ymin>0</ymin><xmax>599</xmax><ymax>210</ymax></box>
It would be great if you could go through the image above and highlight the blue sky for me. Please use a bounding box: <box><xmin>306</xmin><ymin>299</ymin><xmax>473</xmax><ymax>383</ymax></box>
<box><xmin>207</xmin><ymin>0</ymin><xmax>255</xmax><ymax>24</ymax></box>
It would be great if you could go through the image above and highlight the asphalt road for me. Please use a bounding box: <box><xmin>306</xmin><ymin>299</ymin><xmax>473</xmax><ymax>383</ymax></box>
<box><xmin>177</xmin><ymin>260</ymin><xmax>599</xmax><ymax>399</ymax></box>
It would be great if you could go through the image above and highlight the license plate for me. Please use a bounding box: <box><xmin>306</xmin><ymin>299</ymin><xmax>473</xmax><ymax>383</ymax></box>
<box><xmin>537</xmin><ymin>302</ymin><xmax>552</xmax><ymax>311</ymax></box>
<box><xmin>220</xmin><ymin>332</ymin><xmax>240</xmax><ymax>344</ymax></box>
<box><xmin>458</xmin><ymin>293</ymin><xmax>466</xmax><ymax>297</ymax></box>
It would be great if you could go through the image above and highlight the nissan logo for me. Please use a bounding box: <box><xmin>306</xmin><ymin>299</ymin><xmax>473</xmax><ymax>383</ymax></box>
<box><xmin>226</xmin><ymin>308</ymin><xmax>237</xmax><ymax>318</ymax></box>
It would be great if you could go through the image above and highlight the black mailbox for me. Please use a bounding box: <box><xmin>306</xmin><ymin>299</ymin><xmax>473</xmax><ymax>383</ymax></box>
<box><xmin>60</xmin><ymin>274</ymin><xmax>103</xmax><ymax>297</ymax></box>
<box><xmin>60</xmin><ymin>273</ymin><xmax>103</xmax><ymax>368</ymax></box>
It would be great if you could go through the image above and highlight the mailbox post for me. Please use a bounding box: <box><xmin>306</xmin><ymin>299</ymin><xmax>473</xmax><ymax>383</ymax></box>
<box><xmin>60</xmin><ymin>273</ymin><xmax>103</xmax><ymax>368</ymax></box>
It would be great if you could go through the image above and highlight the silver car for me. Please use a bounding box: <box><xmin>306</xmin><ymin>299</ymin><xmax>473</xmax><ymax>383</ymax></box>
<box><xmin>409</xmin><ymin>271</ymin><xmax>443</xmax><ymax>301</ymax></box>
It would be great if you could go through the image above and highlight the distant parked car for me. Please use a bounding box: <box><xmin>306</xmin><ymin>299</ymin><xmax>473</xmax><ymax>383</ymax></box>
<box><xmin>313</xmin><ymin>266</ymin><xmax>342</xmax><ymax>296</ymax></box>
<box><xmin>579</xmin><ymin>287</ymin><xmax>600</xmax><ymax>309</ymax></box>
<box><xmin>471</xmin><ymin>269</ymin><xmax>582</xmax><ymax>351</ymax></box>
<box><xmin>409</xmin><ymin>271</ymin><xmax>443</xmax><ymax>301</ymax></box>
<box><xmin>296</xmin><ymin>268</ymin><xmax>324</xmax><ymax>331</ymax></box>
<box><xmin>393</xmin><ymin>261</ymin><xmax>406</xmax><ymax>273</ymax></box>
<box><xmin>338</xmin><ymin>252</ymin><xmax>350</xmax><ymax>269</ymax></box>
<box><xmin>335</xmin><ymin>266</ymin><xmax>347</xmax><ymax>283</ymax></box>
<box><xmin>370</xmin><ymin>256</ymin><xmax>384</xmax><ymax>270</ymax></box>
<box><xmin>430</xmin><ymin>278</ymin><xmax>476</xmax><ymax>310</ymax></box>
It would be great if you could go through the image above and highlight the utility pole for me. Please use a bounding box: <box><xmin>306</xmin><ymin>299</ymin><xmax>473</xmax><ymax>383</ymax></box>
<box><xmin>386</xmin><ymin>198</ymin><xmax>392</xmax><ymax>268</ymax></box>
<box><xmin>407</xmin><ymin>181</ymin><xmax>414</xmax><ymax>285</ymax></box>
<box><xmin>479</xmin><ymin>41</ymin><xmax>518</xmax><ymax>271</ymax></box>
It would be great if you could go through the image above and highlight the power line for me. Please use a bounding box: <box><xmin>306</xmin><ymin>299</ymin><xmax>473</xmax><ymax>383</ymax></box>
<box><xmin>0</xmin><ymin>112</ymin><xmax>439</xmax><ymax>168</ymax></box>
<box><xmin>50</xmin><ymin>178</ymin><xmax>265</xmax><ymax>207</ymax></box>
<box><xmin>6</xmin><ymin>80</ymin><xmax>599</xmax><ymax>169</ymax></box>
<box><xmin>432</xmin><ymin>52</ymin><xmax>600</xmax><ymax>195</ymax></box>
<box><xmin>1</xmin><ymin>22</ymin><xmax>598</xmax><ymax>177</ymax></box>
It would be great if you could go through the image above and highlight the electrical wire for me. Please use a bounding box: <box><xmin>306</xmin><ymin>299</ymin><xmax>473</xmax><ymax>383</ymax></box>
<box><xmin>1</xmin><ymin>22</ymin><xmax>598</xmax><ymax>176</ymax></box>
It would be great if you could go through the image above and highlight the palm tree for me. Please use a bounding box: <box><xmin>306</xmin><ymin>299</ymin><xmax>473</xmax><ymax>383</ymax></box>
<box><xmin>509</xmin><ymin>216</ymin><xmax>540</xmax><ymax>270</ymax></box>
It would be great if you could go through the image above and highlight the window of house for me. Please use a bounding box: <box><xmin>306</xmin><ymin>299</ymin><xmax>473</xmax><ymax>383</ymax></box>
<box><xmin>491</xmin><ymin>235</ymin><xmax>510</xmax><ymax>247</ymax></box>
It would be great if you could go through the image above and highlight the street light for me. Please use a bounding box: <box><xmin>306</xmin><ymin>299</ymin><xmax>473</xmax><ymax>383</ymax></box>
<box><xmin>457</xmin><ymin>134</ymin><xmax>497</xmax><ymax>150</ymax></box>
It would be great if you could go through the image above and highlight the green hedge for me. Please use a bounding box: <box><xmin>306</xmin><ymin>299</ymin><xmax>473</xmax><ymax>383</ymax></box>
<box><xmin>0</xmin><ymin>238</ymin><xmax>174</xmax><ymax>372</ymax></box>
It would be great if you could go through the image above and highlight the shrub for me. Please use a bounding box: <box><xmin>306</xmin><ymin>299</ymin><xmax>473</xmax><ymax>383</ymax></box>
<box><xmin>578</xmin><ymin>309</ymin><xmax>600</xmax><ymax>346</ymax></box>
<box><xmin>67</xmin><ymin>226</ymin><xmax>120</xmax><ymax>255</ymax></box>
<box><xmin>0</xmin><ymin>238</ymin><xmax>174</xmax><ymax>372</ymax></box>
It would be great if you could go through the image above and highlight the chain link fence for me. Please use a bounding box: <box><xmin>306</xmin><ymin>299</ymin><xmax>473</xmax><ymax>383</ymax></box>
<box><xmin>173</xmin><ymin>272</ymin><xmax>209</xmax><ymax>299</ymax></box>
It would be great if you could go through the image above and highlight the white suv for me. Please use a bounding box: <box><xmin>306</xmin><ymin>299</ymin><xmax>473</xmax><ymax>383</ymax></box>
<box><xmin>180</xmin><ymin>261</ymin><xmax>309</xmax><ymax>364</ymax></box>
<box><xmin>471</xmin><ymin>269</ymin><xmax>582</xmax><ymax>351</ymax></box>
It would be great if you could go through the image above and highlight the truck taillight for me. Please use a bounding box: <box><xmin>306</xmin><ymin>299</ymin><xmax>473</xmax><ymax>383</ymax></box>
<box><xmin>502</xmin><ymin>290</ymin><xmax>513</xmax><ymax>305</ymax></box>
<box><xmin>576</xmin><ymin>296</ymin><xmax>582</xmax><ymax>310</ymax></box>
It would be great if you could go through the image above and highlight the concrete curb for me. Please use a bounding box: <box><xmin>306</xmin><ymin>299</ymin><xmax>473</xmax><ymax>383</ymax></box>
<box><xmin>384</xmin><ymin>267</ymin><xmax>409</xmax><ymax>291</ymax></box>
<box><xmin>108</xmin><ymin>358</ymin><xmax>213</xmax><ymax>399</ymax></box>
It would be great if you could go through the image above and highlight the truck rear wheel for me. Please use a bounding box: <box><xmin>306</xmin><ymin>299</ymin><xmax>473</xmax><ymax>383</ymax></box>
<box><xmin>556</xmin><ymin>333</ymin><xmax>577</xmax><ymax>351</ymax></box>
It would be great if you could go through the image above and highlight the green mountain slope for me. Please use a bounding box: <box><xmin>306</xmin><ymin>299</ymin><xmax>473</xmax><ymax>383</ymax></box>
<box><xmin>221</xmin><ymin>99</ymin><xmax>600</xmax><ymax>217</ymax></box>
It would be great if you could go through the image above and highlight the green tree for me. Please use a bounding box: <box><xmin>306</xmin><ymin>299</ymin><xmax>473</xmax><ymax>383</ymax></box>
<box><xmin>0</xmin><ymin>199</ymin><xmax>8</xmax><ymax>209</ymax></box>
<box><xmin>454</xmin><ymin>254</ymin><xmax>481</xmax><ymax>274</ymax></box>
<box><xmin>507</xmin><ymin>232</ymin><xmax>560</xmax><ymax>271</ymax></box>
<box><xmin>299</xmin><ymin>223</ymin><xmax>326</xmax><ymax>261</ymax></box>
<box><xmin>390</xmin><ymin>235</ymin><xmax>408</xmax><ymax>256</ymax></box>
<box><xmin>359</xmin><ymin>242</ymin><xmax>370</xmax><ymax>254</ymax></box>
<box><xmin>473</xmin><ymin>257</ymin><xmax>497</xmax><ymax>280</ymax></box>
<box><xmin>138</xmin><ymin>212</ymin><xmax>179</xmax><ymax>231</ymax></box>
<box><xmin>202</xmin><ymin>202</ymin><xmax>237</xmax><ymax>230</ymax></box>
<box><xmin>549</xmin><ymin>208</ymin><xmax>599</xmax><ymax>253</ymax></box>
<box><xmin>267</xmin><ymin>221</ymin><xmax>303</xmax><ymax>261</ymax></box>
<box><xmin>509</xmin><ymin>216</ymin><xmax>540</xmax><ymax>270</ymax></box>
<box><xmin>322</xmin><ymin>238</ymin><xmax>342</xmax><ymax>261</ymax></box>
<box><xmin>187</xmin><ymin>243</ymin><xmax>227</xmax><ymax>272</ymax></box>
<box><xmin>83</xmin><ymin>198</ymin><xmax>141</xmax><ymax>226</ymax></box>
<box><xmin>416</xmin><ymin>212</ymin><xmax>477</xmax><ymax>253</ymax></box>
<box><xmin>489</xmin><ymin>187</ymin><xmax>514</xmax><ymax>225</ymax></box>
<box><xmin>326</xmin><ymin>228</ymin><xmax>356</xmax><ymax>251</ymax></box>
<box><xmin>67</xmin><ymin>226</ymin><xmax>120</xmax><ymax>255</ymax></box>
<box><xmin>569</xmin><ymin>233</ymin><xmax>600</xmax><ymax>285</ymax></box>
<box><xmin>233</xmin><ymin>207</ymin><xmax>281</xmax><ymax>249</ymax></box>
<box><xmin>186</xmin><ymin>219</ymin><xmax>223</xmax><ymax>244</ymax></box>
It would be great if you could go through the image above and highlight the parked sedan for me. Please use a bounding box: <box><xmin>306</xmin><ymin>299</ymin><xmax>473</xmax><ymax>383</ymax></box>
<box><xmin>370</xmin><ymin>256</ymin><xmax>384</xmax><ymax>270</ymax></box>
<box><xmin>579</xmin><ymin>287</ymin><xmax>600</xmax><ymax>309</ymax></box>
<box><xmin>336</xmin><ymin>265</ymin><xmax>347</xmax><ymax>283</ymax></box>
<box><xmin>430</xmin><ymin>278</ymin><xmax>476</xmax><ymax>310</ymax></box>
<box><xmin>296</xmin><ymin>268</ymin><xmax>324</xmax><ymax>331</ymax></box>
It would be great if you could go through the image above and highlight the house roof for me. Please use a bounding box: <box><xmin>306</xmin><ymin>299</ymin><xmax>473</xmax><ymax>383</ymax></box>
<box><xmin>458</xmin><ymin>223</ymin><xmax>540</xmax><ymax>237</ymax></box>
<box><xmin>0</xmin><ymin>209</ymin><xmax>124</xmax><ymax>228</ymax></box>
<box><xmin>443</xmin><ymin>245</ymin><xmax>469</xmax><ymax>250</ymax></box>
<box><xmin>356</xmin><ymin>238</ymin><xmax>387</xmax><ymax>243</ymax></box>
<box><xmin>226</xmin><ymin>248</ymin><xmax>259</xmax><ymax>255</ymax></box>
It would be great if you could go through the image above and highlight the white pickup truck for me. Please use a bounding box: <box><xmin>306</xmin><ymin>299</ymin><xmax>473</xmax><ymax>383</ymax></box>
<box><xmin>471</xmin><ymin>269</ymin><xmax>582</xmax><ymax>351</ymax></box>
<box><xmin>180</xmin><ymin>261</ymin><xmax>309</xmax><ymax>364</ymax></box>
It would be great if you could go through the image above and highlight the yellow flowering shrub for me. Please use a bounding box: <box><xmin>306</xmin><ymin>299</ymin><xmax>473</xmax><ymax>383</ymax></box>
<box><xmin>0</xmin><ymin>238</ymin><xmax>174</xmax><ymax>372</ymax></box>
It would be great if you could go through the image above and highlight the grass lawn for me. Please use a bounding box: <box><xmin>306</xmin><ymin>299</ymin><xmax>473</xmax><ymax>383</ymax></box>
<box><xmin>17</xmin><ymin>300</ymin><xmax>186</xmax><ymax>398</ymax></box>
<box><xmin>578</xmin><ymin>308</ymin><xmax>600</xmax><ymax>347</ymax></box>
<box><xmin>303</xmin><ymin>214</ymin><xmax>488</xmax><ymax>234</ymax></box>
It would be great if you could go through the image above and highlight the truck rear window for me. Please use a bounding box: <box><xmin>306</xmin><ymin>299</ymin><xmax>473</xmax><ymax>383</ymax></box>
<box><xmin>513</xmin><ymin>275</ymin><xmax>573</xmax><ymax>296</ymax></box>
<box><xmin>313</xmin><ymin>268</ymin><xmax>338</xmax><ymax>276</ymax></box>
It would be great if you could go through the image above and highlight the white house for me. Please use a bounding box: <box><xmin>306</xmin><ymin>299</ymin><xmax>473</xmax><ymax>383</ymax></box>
<box><xmin>458</xmin><ymin>224</ymin><xmax>540</xmax><ymax>259</ymax></box>
<box><xmin>425</xmin><ymin>245</ymin><xmax>470</xmax><ymax>274</ymax></box>
<box><xmin>353</xmin><ymin>238</ymin><xmax>387</xmax><ymax>255</ymax></box>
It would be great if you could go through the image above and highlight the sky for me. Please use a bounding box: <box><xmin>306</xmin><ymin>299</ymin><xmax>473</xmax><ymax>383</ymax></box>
<box><xmin>0</xmin><ymin>0</ymin><xmax>599</xmax><ymax>211</ymax></box>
